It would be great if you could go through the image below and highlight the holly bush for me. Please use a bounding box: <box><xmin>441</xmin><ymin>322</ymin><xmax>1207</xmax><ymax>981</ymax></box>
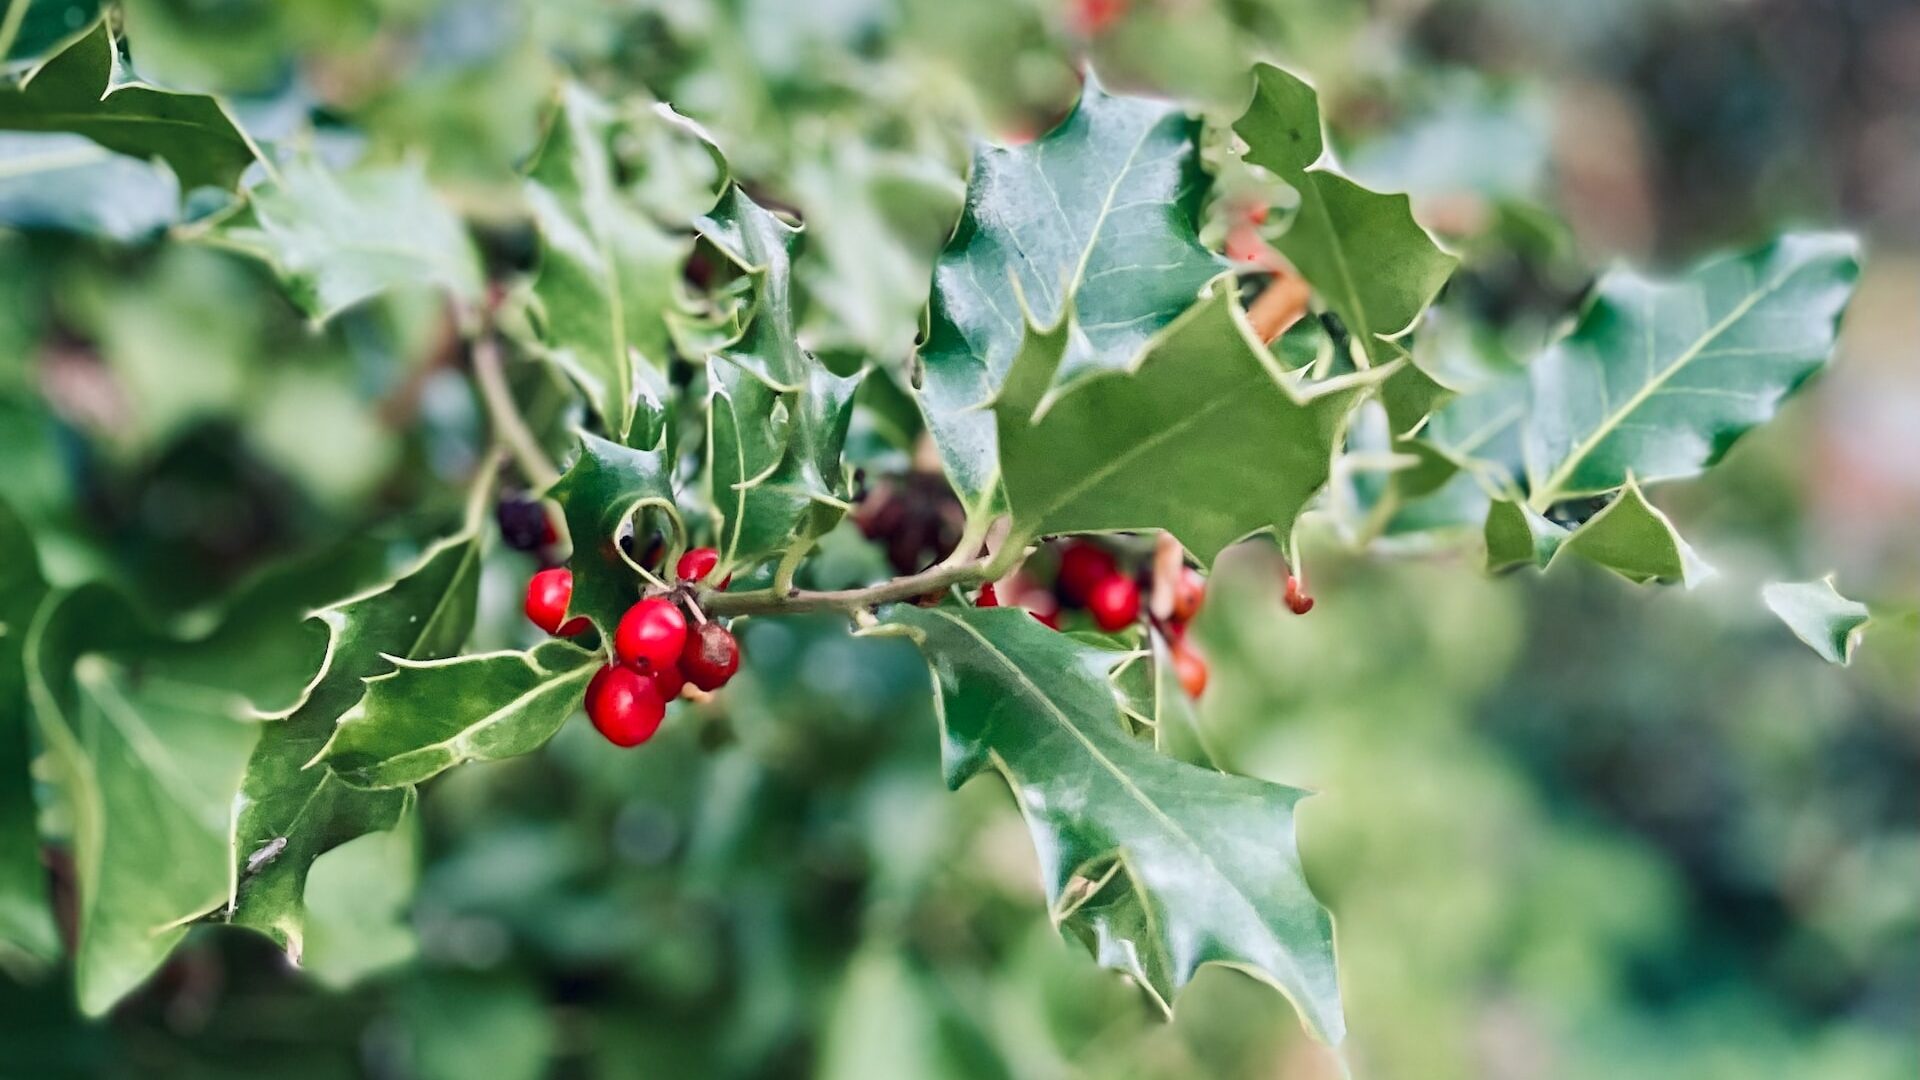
<box><xmin>2</xmin><ymin>2</ymin><xmax>1916</xmax><ymax>1077</ymax></box>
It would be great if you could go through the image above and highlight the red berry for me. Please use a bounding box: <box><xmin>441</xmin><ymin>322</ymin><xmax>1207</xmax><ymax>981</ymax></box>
<box><xmin>615</xmin><ymin>598</ymin><xmax>688</xmax><ymax>670</ymax></box>
<box><xmin>1056</xmin><ymin>541</ymin><xmax>1117</xmax><ymax>603</ymax></box>
<box><xmin>1031</xmin><ymin>608</ymin><xmax>1061</xmax><ymax>630</ymax></box>
<box><xmin>586</xmin><ymin>665</ymin><xmax>665</xmax><ymax>747</ymax></box>
<box><xmin>1087</xmin><ymin>574</ymin><xmax>1140</xmax><ymax>632</ymax></box>
<box><xmin>675</xmin><ymin>546</ymin><xmax>729</xmax><ymax>588</ymax></box>
<box><xmin>1171</xmin><ymin>566</ymin><xmax>1206</xmax><ymax>623</ymax></box>
<box><xmin>681</xmin><ymin>621</ymin><xmax>740</xmax><ymax>691</ymax></box>
<box><xmin>976</xmin><ymin>582</ymin><xmax>1000</xmax><ymax>608</ymax></box>
<box><xmin>1071</xmin><ymin>0</ymin><xmax>1127</xmax><ymax>36</ymax></box>
<box><xmin>1284</xmin><ymin>575</ymin><xmax>1315</xmax><ymax>616</ymax></box>
<box><xmin>645</xmin><ymin>661</ymin><xmax>686</xmax><ymax>702</ymax></box>
<box><xmin>1226</xmin><ymin>223</ymin><xmax>1269</xmax><ymax>264</ymax></box>
<box><xmin>525</xmin><ymin>568</ymin><xmax>579</xmax><ymax>636</ymax></box>
<box><xmin>1172</xmin><ymin>641</ymin><xmax>1209</xmax><ymax>699</ymax></box>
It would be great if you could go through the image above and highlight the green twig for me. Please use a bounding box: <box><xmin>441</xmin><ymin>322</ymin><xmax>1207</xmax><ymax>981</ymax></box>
<box><xmin>472</xmin><ymin>335</ymin><xmax>561</xmax><ymax>490</ymax></box>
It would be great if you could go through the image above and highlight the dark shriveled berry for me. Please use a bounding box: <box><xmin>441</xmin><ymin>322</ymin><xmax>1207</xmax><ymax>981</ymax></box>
<box><xmin>681</xmin><ymin>621</ymin><xmax>740</xmax><ymax>691</ymax></box>
<box><xmin>496</xmin><ymin>496</ymin><xmax>548</xmax><ymax>552</ymax></box>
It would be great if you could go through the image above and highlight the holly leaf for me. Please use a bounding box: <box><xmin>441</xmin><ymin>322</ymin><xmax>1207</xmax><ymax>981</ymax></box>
<box><xmin>1763</xmin><ymin>578</ymin><xmax>1871</xmax><ymax>666</ymax></box>
<box><xmin>0</xmin><ymin>19</ymin><xmax>256</xmax><ymax>193</ymax></box>
<box><xmin>995</xmin><ymin>282</ymin><xmax>1381</xmax><ymax>565</ymax></box>
<box><xmin>317</xmin><ymin>639</ymin><xmax>600</xmax><ymax>789</ymax></box>
<box><xmin>917</xmin><ymin>72</ymin><xmax>1226</xmax><ymax>514</ymax></box>
<box><xmin>698</xmin><ymin>183</ymin><xmax>810</xmax><ymax>391</ymax></box>
<box><xmin>523</xmin><ymin>85</ymin><xmax>694</xmax><ymax>442</ymax></box>
<box><xmin>545</xmin><ymin>431</ymin><xmax>683</xmax><ymax>632</ymax></box>
<box><xmin>1555</xmin><ymin>479</ymin><xmax>1711</xmax><ymax>586</ymax></box>
<box><xmin>1524</xmin><ymin>233</ymin><xmax>1860</xmax><ymax>508</ymax></box>
<box><xmin>883</xmin><ymin>606</ymin><xmax>1342</xmax><ymax>1041</ymax></box>
<box><xmin>0</xmin><ymin>500</ymin><xmax>56</xmax><ymax>963</ymax></box>
<box><xmin>698</xmin><ymin>184</ymin><xmax>858</xmax><ymax>569</ymax></box>
<box><xmin>24</xmin><ymin>584</ymin><xmax>259</xmax><ymax>1015</ymax></box>
<box><xmin>4</xmin><ymin>2</ymin><xmax>105</xmax><ymax>65</ymax></box>
<box><xmin>706</xmin><ymin>360</ymin><xmax>856</xmax><ymax>570</ymax></box>
<box><xmin>1484</xmin><ymin>497</ymin><xmax>1567</xmax><ymax>573</ymax></box>
<box><xmin>200</xmin><ymin>156</ymin><xmax>483</xmax><ymax>325</ymax></box>
<box><xmin>1234</xmin><ymin>64</ymin><xmax>1457</xmax><ymax>366</ymax></box>
<box><xmin>229</xmin><ymin>533</ymin><xmax>481</xmax><ymax>960</ymax></box>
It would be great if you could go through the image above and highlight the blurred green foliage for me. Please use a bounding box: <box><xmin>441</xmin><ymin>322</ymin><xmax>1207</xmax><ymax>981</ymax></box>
<box><xmin>1</xmin><ymin>0</ymin><xmax>1914</xmax><ymax>1077</ymax></box>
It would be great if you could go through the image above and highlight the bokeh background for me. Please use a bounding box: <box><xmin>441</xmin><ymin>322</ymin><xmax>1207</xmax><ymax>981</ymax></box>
<box><xmin>1</xmin><ymin>1</ymin><xmax>1916</xmax><ymax>1077</ymax></box>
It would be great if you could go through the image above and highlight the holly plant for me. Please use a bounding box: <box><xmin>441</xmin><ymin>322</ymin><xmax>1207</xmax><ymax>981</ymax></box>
<box><xmin>0</xmin><ymin>12</ymin><xmax>1871</xmax><ymax>1047</ymax></box>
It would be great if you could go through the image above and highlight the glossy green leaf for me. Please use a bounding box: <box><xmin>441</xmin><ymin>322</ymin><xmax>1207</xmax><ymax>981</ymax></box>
<box><xmin>0</xmin><ymin>499</ymin><xmax>56</xmax><ymax>963</ymax></box>
<box><xmin>202</xmin><ymin>156</ymin><xmax>483</xmax><ymax>325</ymax></box>
<box><xmin>1763</xmin><ymin>577</ymin><xmax>1871</xmax><ymax>666</ymax></box>
<box><xmin>884</xmin><ymin>606</ymin><xmax>1342</xmax><ymax>1040</ymax></box>
<box><xmin>995</xmin><ymin>282</ymin><xmax>1381</xmax><ymax>565</ymax></box>
<box><xmin>697</xmin><ymin>183</ymin><xmax>810</xmax><ymax>391</ymax></box>
<box><xmin>0</xmin><ymin>19</ymin><xmax>255</xmax><ymax>192</ymax></box>
<box><xmin>2</xmin><ymin>2</ymin><xmax>104</xmax><ymax>64</ymax></box>
<box><xmin>1234</xmin><ymin>63</ymin><xmax>1457</xmax><ymax>366</ymax></box>
<box><xmin>698</xmin><ymin>185</ymin><xmax>858</xmax><ymax>570</ymax></box>
<box><xmin>1525</xmin><ymin>233</ymin><xmax>1859</xmax><ymax>508</ymax></box>
<box><xmin>706</xmin><ymin>360</ymin><xmax>856</xmax><ymax>570</ymax></box>
<box><xmin>545</xmin><ymin>431</ymin><xmax>682</xmax><ymax>632</ymax></box>
<box><xmin>523</xmin><ymin>85</ymin><xmax>692</xmax><ymax>442</ymax></box>
<box><xmin>917</xmin><ymin>73</ymin><xmax>1227</xmax><ymax>514</ymax></box>
<box><xmin>1484</xmin><ymin>497</ymin><xmax>1567</xmax><ymax>573</ymax></box>
<box><xmin>229</xmin><ymin>533</ymin><xmax>481</xmax><ymax>959</ymax></box>
<box><xmin>24</xmin><ymin>584</ymin><xmax>259</xmax><ymax>1014</ymax></box>
<box><xmin>318</xmin><ymin>639</ymin><xmax>599</xmax><ymax>789</ymax></box>
<box><xmin>1551</xmin><ymin>479</ymin><xmax>1712</xmax><ymax>586</ymax></box>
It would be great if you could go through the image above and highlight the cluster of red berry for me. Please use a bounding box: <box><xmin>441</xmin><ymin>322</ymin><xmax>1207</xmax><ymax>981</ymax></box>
<box><xmin>523</xmin><ymin>547</ymin><xmax>740</xmax><ymax>748</ymax></box>
<box><xmin>981</xmin><ymin>540</ymin><xmax>1214</xmax><ymax>699</ymax></box>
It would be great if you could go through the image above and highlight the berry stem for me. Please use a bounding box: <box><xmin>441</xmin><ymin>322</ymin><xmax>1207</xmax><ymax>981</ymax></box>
<box><xmin>701</xmin><ymin>537</ymin><xmax>1027</xmax><ymax>618</ymax></box>
<box><xmin>472</xmin><ymin>333</ymin><xmax>561</xmax><ymax>490</ymax></box>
